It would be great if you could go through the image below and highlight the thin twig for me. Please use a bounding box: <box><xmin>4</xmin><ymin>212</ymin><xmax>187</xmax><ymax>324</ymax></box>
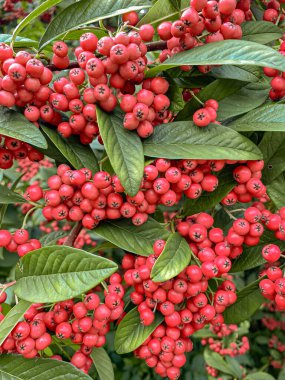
<box><xmin>64</xmin><ymin>222</ymin><xmax>82</xmax><ymax>247</ymax></box>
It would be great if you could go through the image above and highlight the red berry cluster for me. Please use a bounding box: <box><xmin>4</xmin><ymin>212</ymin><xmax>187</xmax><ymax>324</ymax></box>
<box><xmin>201</xmin><ymin>324</ymin><xmax>250</xmax><ymax>356</ymax></box>
<box><xmin>259</xmin><ymin>266</ymin><xmax>285</xmax><ymax>311</ymax></box>
<box><xmin>263</xmin><ymin>0</ymin><xmax>284</xmax><ymax>23</ymax></box>
<box><xmin>0</xmin><ymin>135</ymin><xmax>44</xmax><ymax>169</ymax></box>
<box><xmin>0</xmin><ymin>273</ymin><xmax>124</xmax><ymax>374</ymax></box>
<box><xmin>264</xmin><ymin>41</ymin><xmax>285</xmax><ymax>101</ymax></box>
<box><xmin>122</xmin><ymin>240</ymin><xmax>237</xmax><ymax>379</ymax></box>
<box><xmin>0</xmin><ymin>228</ymin><xmax>41</xmax><ymax>257</ymax></box>
<box><xmin>193</xmin><ymin>99</ymin><xmax>219</xmax><ymax>127</ymax></box>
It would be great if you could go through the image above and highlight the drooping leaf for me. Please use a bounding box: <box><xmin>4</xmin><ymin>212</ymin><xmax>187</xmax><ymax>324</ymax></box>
<box><xmin>11</xmin><ymin>0</ymin><xmax>65</xmax><ymax>47</ymax></box>
<box><xmin>218</xmin><ymin>82</ymin><xmax>270</xmax><ymax>121</ymax></box>
<box><xmin>114</xmin><ymin>307</ymin><xmax>163</xmax><ymax>354</ymax></box>
<box><xmin>40</xmin><ymin>231</ymin><xmax>69</xmax><ymax>246</ymax></box>
<box><xmin>258</xmin><ymin>132</ymin><xmax>285</xmax><ymax>183</ymax></box>
<box><xmin>94</xmin><ymin>217</ymin><xmax>170</xmax><ymax>256</ymax></box>
<box><xmin>267</xmin><ymin>173</ymin><xmax>285</xmax><ymax>209</ymax></box>
<box><xmin>242</xmin><ymin>21</ymin><xmax>283</xmax><ymax>44</ymax></box>
<box><xmin>223</xmin><ymin>279</ymin><xmax>264</xmax><ymax>324</ymax></box>
<box><xmin>176</xmin><ymin>79</ymin><xmax>246</xmax><ymax>121</ymax></box>
<box><xmin>39</xmin><ymin>0</ymin><xmax>151</xmax><ymax>49</ymax></box>
<box><xmin>90</xmin><ymin>348</ymin><xmax>114</xmax><ymax>380</ymax></box>
<box><xmin>151</xmin><ymin>233</ymin><xmax>191</xmax><ymax>282</ymax></box>
<box><xmin>0</xmin><ymin>300</ymin><xmax>32</xmax><ymax>346</ymax></box>
<box><xmin>146</xmin><ymin>40</ymin><xmax>285</xmax><ymax>77</ymax></box>
<box><xmin>14</xmin><ymin>245</ymin><xmax>118</xmax><ymax>303</ymax></box>
<box><xmin>0</xmin><ymin>355</ymin><xmax>92</xmax><ymax>379</ymax></box>
<box><xmin>230</xmin><ymin>231</ymin><xmax>285</xmax><ymax>272</ymax></box>
<box><xmin>41</xmin><ymin>126</ymin><xmax>98</xmax><ymax>171</ymax></box>
<box><xmin>143</xmin><ymin>122</ymin><xmax>263</xmax><ymax>160</ymax></box>
<box><xmin>97</xmin><ymin>108</ymin><xmax>144</xmax><ymax>196</ymax></box>
<box><xmin>229</xmin><ymin>104</ymin><xmax>285</xmax><ymax>131</ymax></box>
<box><xmin>182</xmin><ymin>168</ymin><xmax>235</xmax><ymax>216</ymax></box>
<box><xmin>0</xmin><ymin>107</ymin><xmax>47</xmax><ymax>149</ymax></box>
<box><xmin>204</xmin><ymin>349</ymin><xmax>240</xmax><ymax>377</ymax></box>
<box><xmin>0</xmin><ymin>184</ymin><xmax>26</xmax><ymax>204</ymax></box>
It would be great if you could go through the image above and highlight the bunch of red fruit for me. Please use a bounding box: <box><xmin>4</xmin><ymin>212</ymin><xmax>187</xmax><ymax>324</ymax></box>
<box><xmin>264</xmin><ymin>41</ymin><xmax>285</xmax><ymax>101</ymax></box>
<box><xmin>0</xmin><ymin>228</ymin><xmax>41</xmax><ymax>257</ymax></box>
<box><xmin>0</xmin><ymin>273</ymin><xmax>124</xmax><ymax>374</ymax></box>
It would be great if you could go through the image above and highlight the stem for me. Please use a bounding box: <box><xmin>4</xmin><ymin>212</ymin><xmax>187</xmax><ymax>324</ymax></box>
<box><xmin>21</xmin><ymin>206</ymin><xmax>39</xmax><ymax>229</ymax></box>
<box><xmin>46</xmin><ymin>41</ymin><xmax>167</xmax><ymax>71</ymax></box>
<box><xmin>64</xmin><ymin>222</ymin><xmax>82</xmax><ymax>247</ymax></box>
<box><xmin>0</xmin><ymin>281</ymin><xmax>16</xmax><ymax>297</ymax></box>
<box><xmin>190</xmin><ymin>91</ymin><xmax>204</xmax><ymax>106</ymax></box>
<box><xmin>222</xmin><ymin>206</ymin><xmax>237</xmax><ymax>220</ymax></box>
<box><xmin>101</xmin><ymin>280</ymin><xmax>108</xmax><ymax>292</ymax></box>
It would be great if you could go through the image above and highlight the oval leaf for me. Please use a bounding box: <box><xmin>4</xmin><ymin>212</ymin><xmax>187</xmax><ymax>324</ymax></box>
<box><xmin>259</xmin><ymin>132</ymin><xmax>285</xmax><ymax>183</ymax></box>
<box><xmin>151</xmin><ymin>233</ymin><xmax>191</xmax><ymax>282</ymax></box>
<box><xmin>242</xmin><ymin>21</ymin><xmax>283</xmax><ymax>44</ymax></box>
<box><xmin>14</xmin><ymin>245</ymin><xmax>118</xmax><ymax>303</ymax></box>
<box><xmin>95</xmin><ymin>217</ymin><xmax>170</xmax><ymax>256</ymax></box>
<box><xmin>114</xmin><ymin>307</ymin><xmax>163</xmax><ymax>354</ymax></box>
<box><xmin>143</xmin><ymin>122</ymin><xmax>262</xmax><ymax>160</ymax></box>
<box><xmin>246</xmin><ymin>373</ymin><xmax>276</xmax><ymax>380</ymax></box>
<box><xmin>223</xmin><ymin>279</ymin><xmax>264</xmax><ymax>324</ymax></box>
<box><xmin>0</xmin><ymin>355</ymin><xmax>92</xmax><ymax>379</ymax></box>
<box><xmin>90</xmin><ymin>348</ymin><xmax>114</xmax><ymax>380</ymax></box>
<box><xmin>0</xmin><ymin>300</ymin><xmax>32</xmax><ymax>346</ymax></box>
<box><xmin>0</xmin><ymin>107</ymin><xmax>47</xmax><ymax>149</ymax></box>
<box><xmin>204</xmin><ymin>349</ymin><xmax>239</xmax><ymax>377</ymax></box>
<box><xmin>39</xmin><ymin>0</ymin><xmax>151</xmax><ymax>49</ymax></box>
<box><xmin>0</xmin><ymin>184</ymin><xmax>26</xmax><ymax>204</ymax></box>
<box><xmin>267</xmin><ymin>173</ymin><xmax>285</xmax><ymax>209</ymax></box>
<box><xmin>146</xmin><ymin>40</ymin><xmax>285</xmax><ymax>77</ymax></box>
<box><xmin>41</xmin><ymin>126</ymin><xmax>98</xmax><ymax>171</ymax></box>
<box><xmin>97</xmin><ymin>109</ymin><xmax>144</xmax><ymax>196</ymax></box>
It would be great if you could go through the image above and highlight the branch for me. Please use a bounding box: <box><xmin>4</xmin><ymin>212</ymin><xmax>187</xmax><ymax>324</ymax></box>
<box><xmin>64</xmin><ymin>222</ymin><xmax>82</xmax><ymax>247</ymax></box>
<box><xmin>46</xmin><ymin>40</ymin><xmax>167</xmax><ymax>71</ymax></box>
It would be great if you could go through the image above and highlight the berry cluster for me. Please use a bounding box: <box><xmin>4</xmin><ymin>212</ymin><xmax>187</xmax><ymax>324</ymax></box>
<box><xmin>263</xmin><ymin>0</ymin><xmax>285</xmax><ymax>23</ymax></box>
<box><xmin>259</xmin><ymin>266</ymin><xmax>285</xmax><ymax>311</ymax></box>
<box><xmin>0</xmin><ymin>228</ymin><xmax>41</xmax><ymax>257</ymax></box>
<box><xmin>0</xmin><ymin>273</ymin><xmax>124</xmax><ymax>374</ymax></box>
<box><xmin>264</xmin><ymin>41</ymin><xmax>285</xmax><ymax>101</ymax></box>
<box><xmin>193</xmin><ymin>99</ymin><xmax>219</xmax><ymax>127</ymax></box>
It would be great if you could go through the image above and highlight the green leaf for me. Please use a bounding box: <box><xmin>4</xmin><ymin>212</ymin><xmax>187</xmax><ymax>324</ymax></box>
<box><xmin>229</xmin><ymin>104</ymin><xmax>285</xmax><ymax>131</ymax></box>
<box><xmin>0</xmin><ymin>184</ymin><xmax>26</xmax><ymax>204</ymax></box>
<box><xmin>242</xmin><ymin>21</ymin><xmax>283</xmax><ymax>44</ymax></box>
<box><xmin>90</xmin><ymin>347</ymin><xmax>114</xmax><ymax>380</ymax></box>
<box><xmin>11</xmin><ymin>0</ymin><xmax>65</xmax><ymax>47</ymax></box>
<box><xmin>88</xmin><ymin>241</ymin><xmax>118</xmax><ymax>253</ymax></box>
<box><xmin>95</xmin><ymin>217</ymin><xmax>170</xmax><ymax>256</ymax></box>
<box><xmin>267</xmin><ymin>173</ymin><xmax>285</xmax><ymax>209</ymax></box>
<box><xmin>40</xmin><ymin>231</ymin><xmax>69</xmax><ymax>246</ymax></box>
<box><xmin>0</xmin><ymin>300</ymin><xmax>32</xmax><ymax>346</ymax></box>
<box><xmin>245</xmin><ymin>373</ymin><xmax>276</xmax><ymax>380</ymax></box>
<box><xmin>146</xmin><ymin>40</ymin><xmax>285</xmax><ymax>77</ymax></box>
<box><xmin>230</xmin><ymin>231</ymin><xmax>285</xmax><ymax>272</ymax></box>
<box><xmin>211</xmin><ymin>65</ymin><xmax>262</xmax><ymax>83</ymax></box>
<box><xmin>0</xmin><ymin>34</ymin><xmax>40</xmax><ymax>49</ymax></box>
<box><xmin>97</xmin><ymin>108</ymin><xmax>144</xmax><ymax>196</ymax></box>
<box><xmin>151</xmin><ymin>233</ymin><xmax>191</xmax><ymax>282</ymax></box>
<box><xmin>41</xmin><ymin>126</ymin><xmax>98</xmax><ymax>171</ymax></box>
<box><xmin>0</xmin><ymin>355</ymin><xmax>92</xmax><ymax>379</ymax></box>
<box><xmin>258</xmin><ymin>132</ymin><xmax>285</xmax><ymax>183</ymax></box>
<box><xmin>176</xmin><ymin>79</ymin><xmax>245</xmax><ymax>121</ymax></box>
<box><xmin>0</xmin><ymin>107</ymin><xmax>47</xmax><ymax>149</ymax></box>
<box><xmin>204</xmin><ymin>349</ymin><xmax>239</xmax><ymax>377</ymax></box>
<box><xmin>167</xmin><ymin>83</ymin><xmax>185</xmax><ymax>114</ymax></box>
<box><xmin>143</xmin><ymin>122</ymin><xmax>263</xmax><ymax>160</ymax></box>
<box><xmin>114</xmin><ymin>307</ymin><xmax>163</xmax><ymax>354</ymax></box>
<box><xmin>39</xmin><ymin>0</ymin><xmax>151</xmax><ymax>49</ymax></box>
<box><xmin>223</xmin><ymin>279</ymin><xmax>264</xmax><ymax>324</ymax></box>
<box><xmin>182</xmin><ymin>168</ymin><xmax>235</xmax><ymax>216</ymax></box>
<box><xmin>14</xmin><ymin>245</ymin><xmax>117</xmax><ymax>303</ymax></box>
<box><xmin>218</xmin><ymin>82</ymin><xmax>269</xmax><ymax>121</ymax></box>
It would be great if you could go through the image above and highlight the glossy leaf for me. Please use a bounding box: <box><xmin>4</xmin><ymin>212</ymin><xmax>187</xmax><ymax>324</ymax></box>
<box><xmin>11</xmin><ymin>0</ymin><xmax>65</xmax><ymax>47</ymax></box>
<box><xmin>138</xmin><ymin>0</ymin><xmax>188</xmax><ymax>26</ymax></box>
<box><xmin>204</xmin><ymin>349</ymin><xmax>240</xmax><ymax>377</ymax></box>
<box><xmin>91</xmin><ymin>348</ymin><xmax>114</xmax><ymax>380</ymax></box>
<box><xmin>40</xmin><ymin>231</ymin><xmax>69</xmax><ymax>246</ymax></box>
<box><xmin>114</xmin><ymin>307</ymin><xmax>163</xmax><ymax>354</ymax></box>
<box><xmin>0</xmin><ymin>34</ymin><xmax>39</xmax><ymax>49</ymax></box>
<box><xmin>39</xmin><ymin>0</ymin><xmax>151</xmax><ymax>49</ymax></box>
<box><xmin>0</xmin><ymin>355</ymin><xmax>92</xmax><ymax>379</ymax></box>
<box><xmin>267</xmin><ymin>173</ymin><xmax>285</xmax><ymax>209</ymax></box>
<box><xmin>14</xmin><ymin>245</ymin><xmax>118</xmax><ymax>302</ymax></box>
<box><xmin>95</xmin><ymin>217</ymin><xmax>170</xmax><ymax>256</ymax></box>
<box><xmin>41</xmin><ymin>126</ymin><xmax>98</xmax><ymax>171</ymax></box>
<box><xmin>230</xmin><ymin>104</ymin><xmax>285</xmax><ymax>131</ymax></box>
<box><xmin>183</xmin><ymin>168</ymin><xmax>235</xmax><ymax>216</ymax></box>
<box><xmin>0</xmin><ymin>184</ymin><xmax>26</xmax><ymax>204</ymax></box>
<box><xmin>151</xmin><ymin>233</ymin><xmax>191</xmax><ymax>282</ymax></box>
<box><xmin>0</xmin><ymin>107</ymin><xmax>47</xmax><ymax>149</ymax></box>
<box><xmin>97</xmin><ymin>109</ymin><xmax>144</xmax><ymax>196</ymax></box>
<box><xmin>231</xmin><ymin>231</ymin><xmax>285</xmax><ymax>272</ymax></box>
<box><xmin>146</xmin><ymin>40</ymin><xmax>285</xmax><ymax>77</ymax></box>
<box><xmin>0</xmin><ymin>300</ymin><xmax>32</xmax><ymax>346</ymax></box>
<box><xmin>223</xmin><ymin>279</ymin><xmax>264</xmax><ymax>324</ymax></box>
<box><xmin>143</xmin><ymin>122</ymin><xmax>263</xmax><ymax>160</ymax></box>
<box><xmin>211</xmin><ymin>65</ymin><xmax>262</xmax><ymax>82</ymax></box>
<box><xmin>242</xmin><ymin>21</ymin><xmax>283</xmax><ymax>44</ymax></box>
